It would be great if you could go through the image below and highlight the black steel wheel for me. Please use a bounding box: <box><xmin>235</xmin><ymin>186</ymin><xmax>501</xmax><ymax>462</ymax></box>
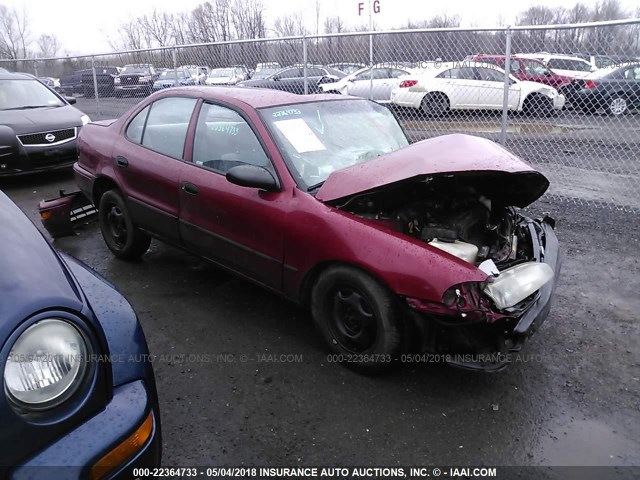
<box><xmin>311</xmin><ymin>265</ymin><xmax>401</xmax><ymax>373</ymax></box>
<box><xmin>99</xmin><ymin>189</ymin><xmax>150</xmax><ymax>260</ymax></box>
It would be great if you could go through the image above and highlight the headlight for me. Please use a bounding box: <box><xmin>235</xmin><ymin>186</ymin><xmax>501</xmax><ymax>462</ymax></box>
<box><xmin>114</xmin><ymin>77</ymin><xmax>120</xmax><ymax>84</ymax></box>
<box><xmin>484</xmin><ymin>262</ymin><xmax>554</xmax><ymax>310</ymax></box>
<box><xmin>4</xmin><ymin>319</ymin><xmax>89</xmax><ymax>409</ymax></box>
<box><xmin>81</xmin><ymin>114</ymin><xmax>90</xmax><ymax>126</ymax></box>
<box><xmin>139</xmin><ymin>75</ymin><xmax>151</xmax><ymax>82</ymax></box>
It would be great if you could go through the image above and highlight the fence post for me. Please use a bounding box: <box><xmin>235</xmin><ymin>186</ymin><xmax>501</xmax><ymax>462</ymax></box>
<box><xmin>91</xmin><ymin>57</ymin><xmax>100</xmax><ymax>118</ymax></box>
<box><xmin>303</xmin><ymin>35</ymin><xmax>308</xmax><ymax>95</ymax></box>
<box><xmin>499</xmin><ymin>27</ymin><xmax>512</xmax><ymax>146</ymax></box>
<box><xmin>33</xmin><ymin>60</ymin><xmax>38</xmax><ymax>77</ymax></box>
<box><xmin>173</xmin><ymin>48</ymin><xmax>178</xmax><ymax>87</ymax></box>
<box><xmin>368</xmin><ymin>1</ymin><xmax>374</xmax><ymax>100</ymax></box>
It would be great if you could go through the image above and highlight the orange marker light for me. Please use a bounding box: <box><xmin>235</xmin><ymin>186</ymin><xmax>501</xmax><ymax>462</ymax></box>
<box><xmin>40</xmin><ymin>211</ymin><xmax>52</xmax><ymax>220</ymax></box>
<box><xmin>90</xmin><ymin>412</ymin><xmax>153</xmax><ymax>480</ymax></box>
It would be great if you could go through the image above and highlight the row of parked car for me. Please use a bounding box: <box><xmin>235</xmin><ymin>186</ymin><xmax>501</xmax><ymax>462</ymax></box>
<box><xmin>316</xmin><ymin>53</ymin><xmax>640</xmax><ymax>116</ymax></box>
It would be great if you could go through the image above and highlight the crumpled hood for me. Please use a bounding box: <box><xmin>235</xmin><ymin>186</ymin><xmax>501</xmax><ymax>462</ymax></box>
<box><xmin>316</xmin><ymin>133</ymin><xmax>549</xmax><ymax>207</ymax></box>
<box><xmin>0</xmin><ymin>105</ymin><xmax>84</xmax><ymax>134</ymax></box>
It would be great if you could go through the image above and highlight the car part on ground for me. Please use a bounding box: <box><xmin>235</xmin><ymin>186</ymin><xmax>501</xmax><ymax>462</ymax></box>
<box><xmin>38</xmin><ymin>190</ymin><xmax>98</xmax><ymax>238</ymax></box>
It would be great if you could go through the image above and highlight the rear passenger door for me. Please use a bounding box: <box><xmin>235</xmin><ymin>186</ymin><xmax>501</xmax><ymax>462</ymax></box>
<box><xmin>179</xmin><ymin>102</ymin><xmax>287</xmax><ymax>291</ymax></box>
<box><xmin>114</xmin><ymin>96</ymin><xmax>197</xmax><ymax>244</ymax></box>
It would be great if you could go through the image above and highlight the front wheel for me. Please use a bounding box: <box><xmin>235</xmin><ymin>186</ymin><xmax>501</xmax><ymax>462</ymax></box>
<box><xmin>607</xmin><ymin>95</ymin><xmax>628</xmax><ymax>116</ymax></box>
<box><xmin>99</xmin><ymin>189</ymin><xmax>151</xmax><ymax>260</ymax></box>
<box><xmin>311</xmin><ymin>266</ymin><xmax>402</xmax><ymax>373</ymax></box>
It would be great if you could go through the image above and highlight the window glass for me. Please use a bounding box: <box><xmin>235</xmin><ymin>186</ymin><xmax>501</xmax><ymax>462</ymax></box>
<box><xmin>524</xmin><ymin>60</ymin><xmax>547</xmax><ymax>75</ymax></box>
<box><xmin>371</xmin><ymin>68</ymin><xmax>390</xmax><ymax>79</ymax></box>
<box><xmin>141</xmin><ymin>97</ymin><xmax>197</xmax><ymax>159</ymax></box>
<box><xmin>278</xmin><ymin>68</ymin><xmax>302</xmax><ymax>79</ymax></box>
<box><xmin>477</xmin><ymin>68</ymin><xmax>504</xmax><ymax>82</ymax></box>
<box><xmin>260</xmin><ymin>100</ymin><xmax>408</xmax><ymax>189</ymax></box>
<box><xmin>390</xmin><ymin>69</ymin><xmax>409</xmax><ymax>78</ymax></box>
<box><xmin>306</xmin><ymin>68</ymin><xmax>326</xmax><ymax>77</ymax></box>
<box><xmin>355</xmin><ymin>69</ymin><xmax>372</xmax><ymax>80</ymax></box>
<box><xmin>0</xmin><ymin>79</ymin><xmax>65</xmax><ymax>110</ymax></box>
<box><xmin>547</xmin><ymin>59</ymin><xmax>592</xmax><ymax>72</ymax></box>
<box><xmin>193</xmin><ymin>103</ymin><xmax>272</xmax><ymax>174</ymax></box>
<box><xmin>126</xmin><ymin>105</ymin><xmax>150</xmax><ymax>144</ymax></box>
<box><xmin>508</xmin><ymin>60</ymin><xmax>521</xmax><ymax>73</ymax></box>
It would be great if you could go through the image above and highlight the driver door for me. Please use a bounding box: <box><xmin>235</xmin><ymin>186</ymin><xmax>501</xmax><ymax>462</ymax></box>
<box><xmin>179</xmin><ymin>102</ymin><xmax>287</xmax><ymax>291</ymax></box>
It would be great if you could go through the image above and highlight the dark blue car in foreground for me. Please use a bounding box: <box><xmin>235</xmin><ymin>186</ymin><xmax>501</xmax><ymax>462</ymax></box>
<box><xmin>0</xmin><ymin>190</ymin><xmax>160</xmax><ymax>479</ymax></box>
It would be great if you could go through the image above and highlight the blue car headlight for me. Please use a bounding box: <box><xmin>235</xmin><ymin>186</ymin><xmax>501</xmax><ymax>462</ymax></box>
<box><xmin>4</xmin><ymin>319</ymin><xmax>90</xmax><ymax>409</ymax></box>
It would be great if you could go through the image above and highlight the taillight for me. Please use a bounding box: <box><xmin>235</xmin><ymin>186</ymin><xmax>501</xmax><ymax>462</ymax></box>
<box><xmin>584</xmin><ymin>80</ymin><xmax>598</xmax><ymax>89</ymax></box>
<box><xmin>399</xmin><ymin>80</ymin><xmax>417</xmax><ymax>88</ymax></box>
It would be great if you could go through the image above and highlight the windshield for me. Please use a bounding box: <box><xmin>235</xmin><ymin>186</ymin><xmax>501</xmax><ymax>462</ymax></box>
<box><xmin>210</xmin><ymin>68</ymin><xmax>234</xmax><ymax>77</ymax></box>
<box><xmin>253</xmin><ymin>68</ymin><xmax>278</xmax><ymax>79</ymax></box>
<box><xmin>121</xmin><ymin>65</ymin><xmax>151</xmax><ymax>74</ymax></box>
<box><xmin>0</xmin><ymin>79</ymin><xmax>65</xmax><ymax>110</ymax></box>
<box><xmin>260</xmin><ymin>100</ymin><xmax>408</xmax><ymax>189</ymax></box>
<box><xmin>159</xmin><ymin>70</ymin><xmax>186</xmax><ymax>79</ymax></box>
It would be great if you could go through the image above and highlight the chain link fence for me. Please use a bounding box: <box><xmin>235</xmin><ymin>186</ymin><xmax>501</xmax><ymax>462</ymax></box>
<box><xmin>2</xmin><ymin>19</ymin><xmax>639</xmax><ymax>211</ymax></box>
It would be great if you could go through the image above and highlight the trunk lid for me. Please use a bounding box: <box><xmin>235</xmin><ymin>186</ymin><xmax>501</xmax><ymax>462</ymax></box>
<box><xmin>316</xmin><ymin>134</ymin><xmax>549</xmax><ymax>207</ymax></box>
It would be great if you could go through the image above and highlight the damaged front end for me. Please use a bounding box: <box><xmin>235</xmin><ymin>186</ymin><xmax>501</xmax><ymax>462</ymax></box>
<box><xmin>333</xmin><ymin>172</ymin><xmax>561</xmax><ymax>372</ymax></box>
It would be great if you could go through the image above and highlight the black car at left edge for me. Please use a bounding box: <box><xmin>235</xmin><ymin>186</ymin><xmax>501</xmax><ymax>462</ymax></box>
<box><xmin>0</xmin><ymin>189</ymin><xmax>161</xmax><ymax>479</ymax></box>
<box><xmin>0</xmin><ymin>70</ymin><xmax>90</xmax><ymax>176</ymax></box>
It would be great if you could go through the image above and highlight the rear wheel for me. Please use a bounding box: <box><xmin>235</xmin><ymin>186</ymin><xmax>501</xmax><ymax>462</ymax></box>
<box><xmin>311</xmin><ymin>266</ymin><xmax>402</xmax><ymax>373</ymax></box>
<box><xmin>607</xmin><ymin>95</ymin><xmax>628</xmax><ymax>115</ymax></box>
<box><xmin>523</xmin><ymin>93</ymin><xmax>554</xmax><ymax>117</ymax></box>
<box><xmin>99</xmin><ymin>189</ymin><xmax>150</xmax><ymax>260</ymax></box>
<box><xmin>421</xmin><ymin>92</ymin><xmax>449</xmax><ymax>117</ymax></box>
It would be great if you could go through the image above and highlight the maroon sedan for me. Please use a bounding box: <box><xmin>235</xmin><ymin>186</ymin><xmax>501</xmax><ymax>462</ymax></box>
<box><xmin>471</xmin><ymin>55</ymin><xmax>574</xmax><ymax>99</ymax></box>
<box><xmin>74</xmin><ymin>87</ymin><xmax>560</xmax><ymax>372</ymax></box>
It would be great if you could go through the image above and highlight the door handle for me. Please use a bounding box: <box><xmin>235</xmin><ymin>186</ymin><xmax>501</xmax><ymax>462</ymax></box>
<box><xmin>181</xmin><ymin>182</ymin><xmax>199</xmax><ymax>195</ymax></box>
<box><xmin>115</xmin><ymin>156</ymin><xmax>129</xmax><ymax>167</ymax></box>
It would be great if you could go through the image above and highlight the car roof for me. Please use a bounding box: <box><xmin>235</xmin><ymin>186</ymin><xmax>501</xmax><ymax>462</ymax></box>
<box><xmin>156</xmin><ymin>86</ymin><xmax>355</xmax><ymax>109</ymax></box>
<box><xmin>0</xmin><ymin>70</ymin><xmax>34</xmax><ymax>80</ymax></box>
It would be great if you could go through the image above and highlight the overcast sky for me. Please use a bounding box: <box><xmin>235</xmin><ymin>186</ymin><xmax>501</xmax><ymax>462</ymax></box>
<box><xmin>3</xmin><ymin>0</ymin><xmax>640</xmax><ymax>55</ymax></box>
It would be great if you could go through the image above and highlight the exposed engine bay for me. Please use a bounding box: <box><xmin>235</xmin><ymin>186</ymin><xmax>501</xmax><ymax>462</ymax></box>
<box><xmin>337</xmin><ymin>175</ymin><xmax>535</xmax><ymax>270</ymax></box>
<box><xmin>334</xmin><ymin>174</ymin><xmax>558</xmax><ymax>368</ymax></box>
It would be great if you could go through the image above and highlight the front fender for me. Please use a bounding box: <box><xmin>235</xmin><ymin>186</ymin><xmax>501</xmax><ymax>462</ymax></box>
<box><xmin>283</xmin><ymin>194</ymin><xmax>487</xmax><ymax>303</ymax></box>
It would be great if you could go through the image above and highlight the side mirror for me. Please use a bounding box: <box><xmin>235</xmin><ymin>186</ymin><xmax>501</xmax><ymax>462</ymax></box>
<box><xmin>544</xmin><ymin>70</ymin><xmax>552</xmax><ymax>76</ymax></box>
<box><xmin>226</xmin><ymin>165</ymin><xmax>279</xmax><ymax>192</ymax></box>
<box><xmin>65</xmin><ymin>96</ymin><xmax>77</xmax><ymax>105</ymax></box>
<box><xmin>272</xmin><ymin>75</ymin><xmax>281</xmax><ymax>81</ymax></box>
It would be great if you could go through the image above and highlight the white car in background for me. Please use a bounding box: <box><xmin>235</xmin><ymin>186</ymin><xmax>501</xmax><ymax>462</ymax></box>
<box><xmin>181</xmin><ymin>65</ymin><xmax>210</xmax><ymax>85</ymax></box>
<box><xmin>205</xmin><ymin>67</ymin><xmax>247</xmax><ymax>85</ymax></box>
<box><xmin>516</xmin><ymin>53</ymin><xmax>596</xmax><ymax>79</ymax></box>
<box><xmin>319</xmin><ymin>65</ymin><xmax>413</xmax><ymax>103</ymax></box>
<box><xmin>390</xmin><ymin>63</ymin><xmax>565</xmax><ymax>116</ymax></box>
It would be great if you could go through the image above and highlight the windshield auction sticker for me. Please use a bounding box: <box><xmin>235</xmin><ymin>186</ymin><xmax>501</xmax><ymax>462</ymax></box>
<box><xmin>273</xmin><ymin>118</ymin><xmax>326</xmax><ymax>153</ymax></box>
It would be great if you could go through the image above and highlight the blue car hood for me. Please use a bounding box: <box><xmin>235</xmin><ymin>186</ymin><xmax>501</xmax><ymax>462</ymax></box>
<box><xmin>0</xmin><ymin>191</ymin><xmax>83</xmax><ymax>340</ymax></box>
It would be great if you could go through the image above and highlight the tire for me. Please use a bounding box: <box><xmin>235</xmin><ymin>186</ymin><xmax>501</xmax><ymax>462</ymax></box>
<box><xmin>523</xmin><ymin>93</ymin><xmax>554</xmax><ymax>117</ymax></box>
<box><xmin>607</xmin><ymin>95</ymin><xmax>628</xmax><ymax>116</ymax></box>
<box><xmin>99</xmin><ymin>189</ymin><xmax>151</xmax><ymax>260</ymax></box>
<box><xmin>421</xmin><ymin>92</ymin><xmax>449</xmax><ymax>117</ymax></box>
<box><xmin>311</xmin><ymin>265</ymin><xmax>402</xmax><ymax>373</ymax></box>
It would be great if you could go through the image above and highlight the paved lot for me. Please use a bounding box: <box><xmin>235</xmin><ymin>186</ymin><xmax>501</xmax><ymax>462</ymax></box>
<box><xmin>1</xmin><ymin>168</ymin><xmax>639</xmax><ymax>474</ymax></box>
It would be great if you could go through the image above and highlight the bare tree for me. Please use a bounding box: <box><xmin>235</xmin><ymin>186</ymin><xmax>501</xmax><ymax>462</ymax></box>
<box><xmin>0</xmin><ymin>5</ymin><xmax>30</xmax><ymax>59</ymax></box>
<box><xmin>37</xmin><ymin>34</ymin><xmax>59</xmax><ymax>58</ymax></box>
<box><xmin>231</xmin><ymin>0</ymin><xmax>266</xmax><ymax>39</ymax></box>
<box><xmin>273</xmin><ymin>12</ymin><xmax>307</xmax><ymax>37</ymax></box>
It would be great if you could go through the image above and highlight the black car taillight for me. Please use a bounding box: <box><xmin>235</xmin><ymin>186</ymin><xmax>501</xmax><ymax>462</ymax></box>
<box><xmin>584</xmin><ymin>79</ymin><xmax>598</xmax><ymax>89</ymax></box>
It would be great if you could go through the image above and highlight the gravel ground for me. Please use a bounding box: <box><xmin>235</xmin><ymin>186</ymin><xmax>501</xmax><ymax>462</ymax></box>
<box><xmin>1</xmin><ymin>169</ymin><xmax>638</xmax><ymax>478</ymax></box>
